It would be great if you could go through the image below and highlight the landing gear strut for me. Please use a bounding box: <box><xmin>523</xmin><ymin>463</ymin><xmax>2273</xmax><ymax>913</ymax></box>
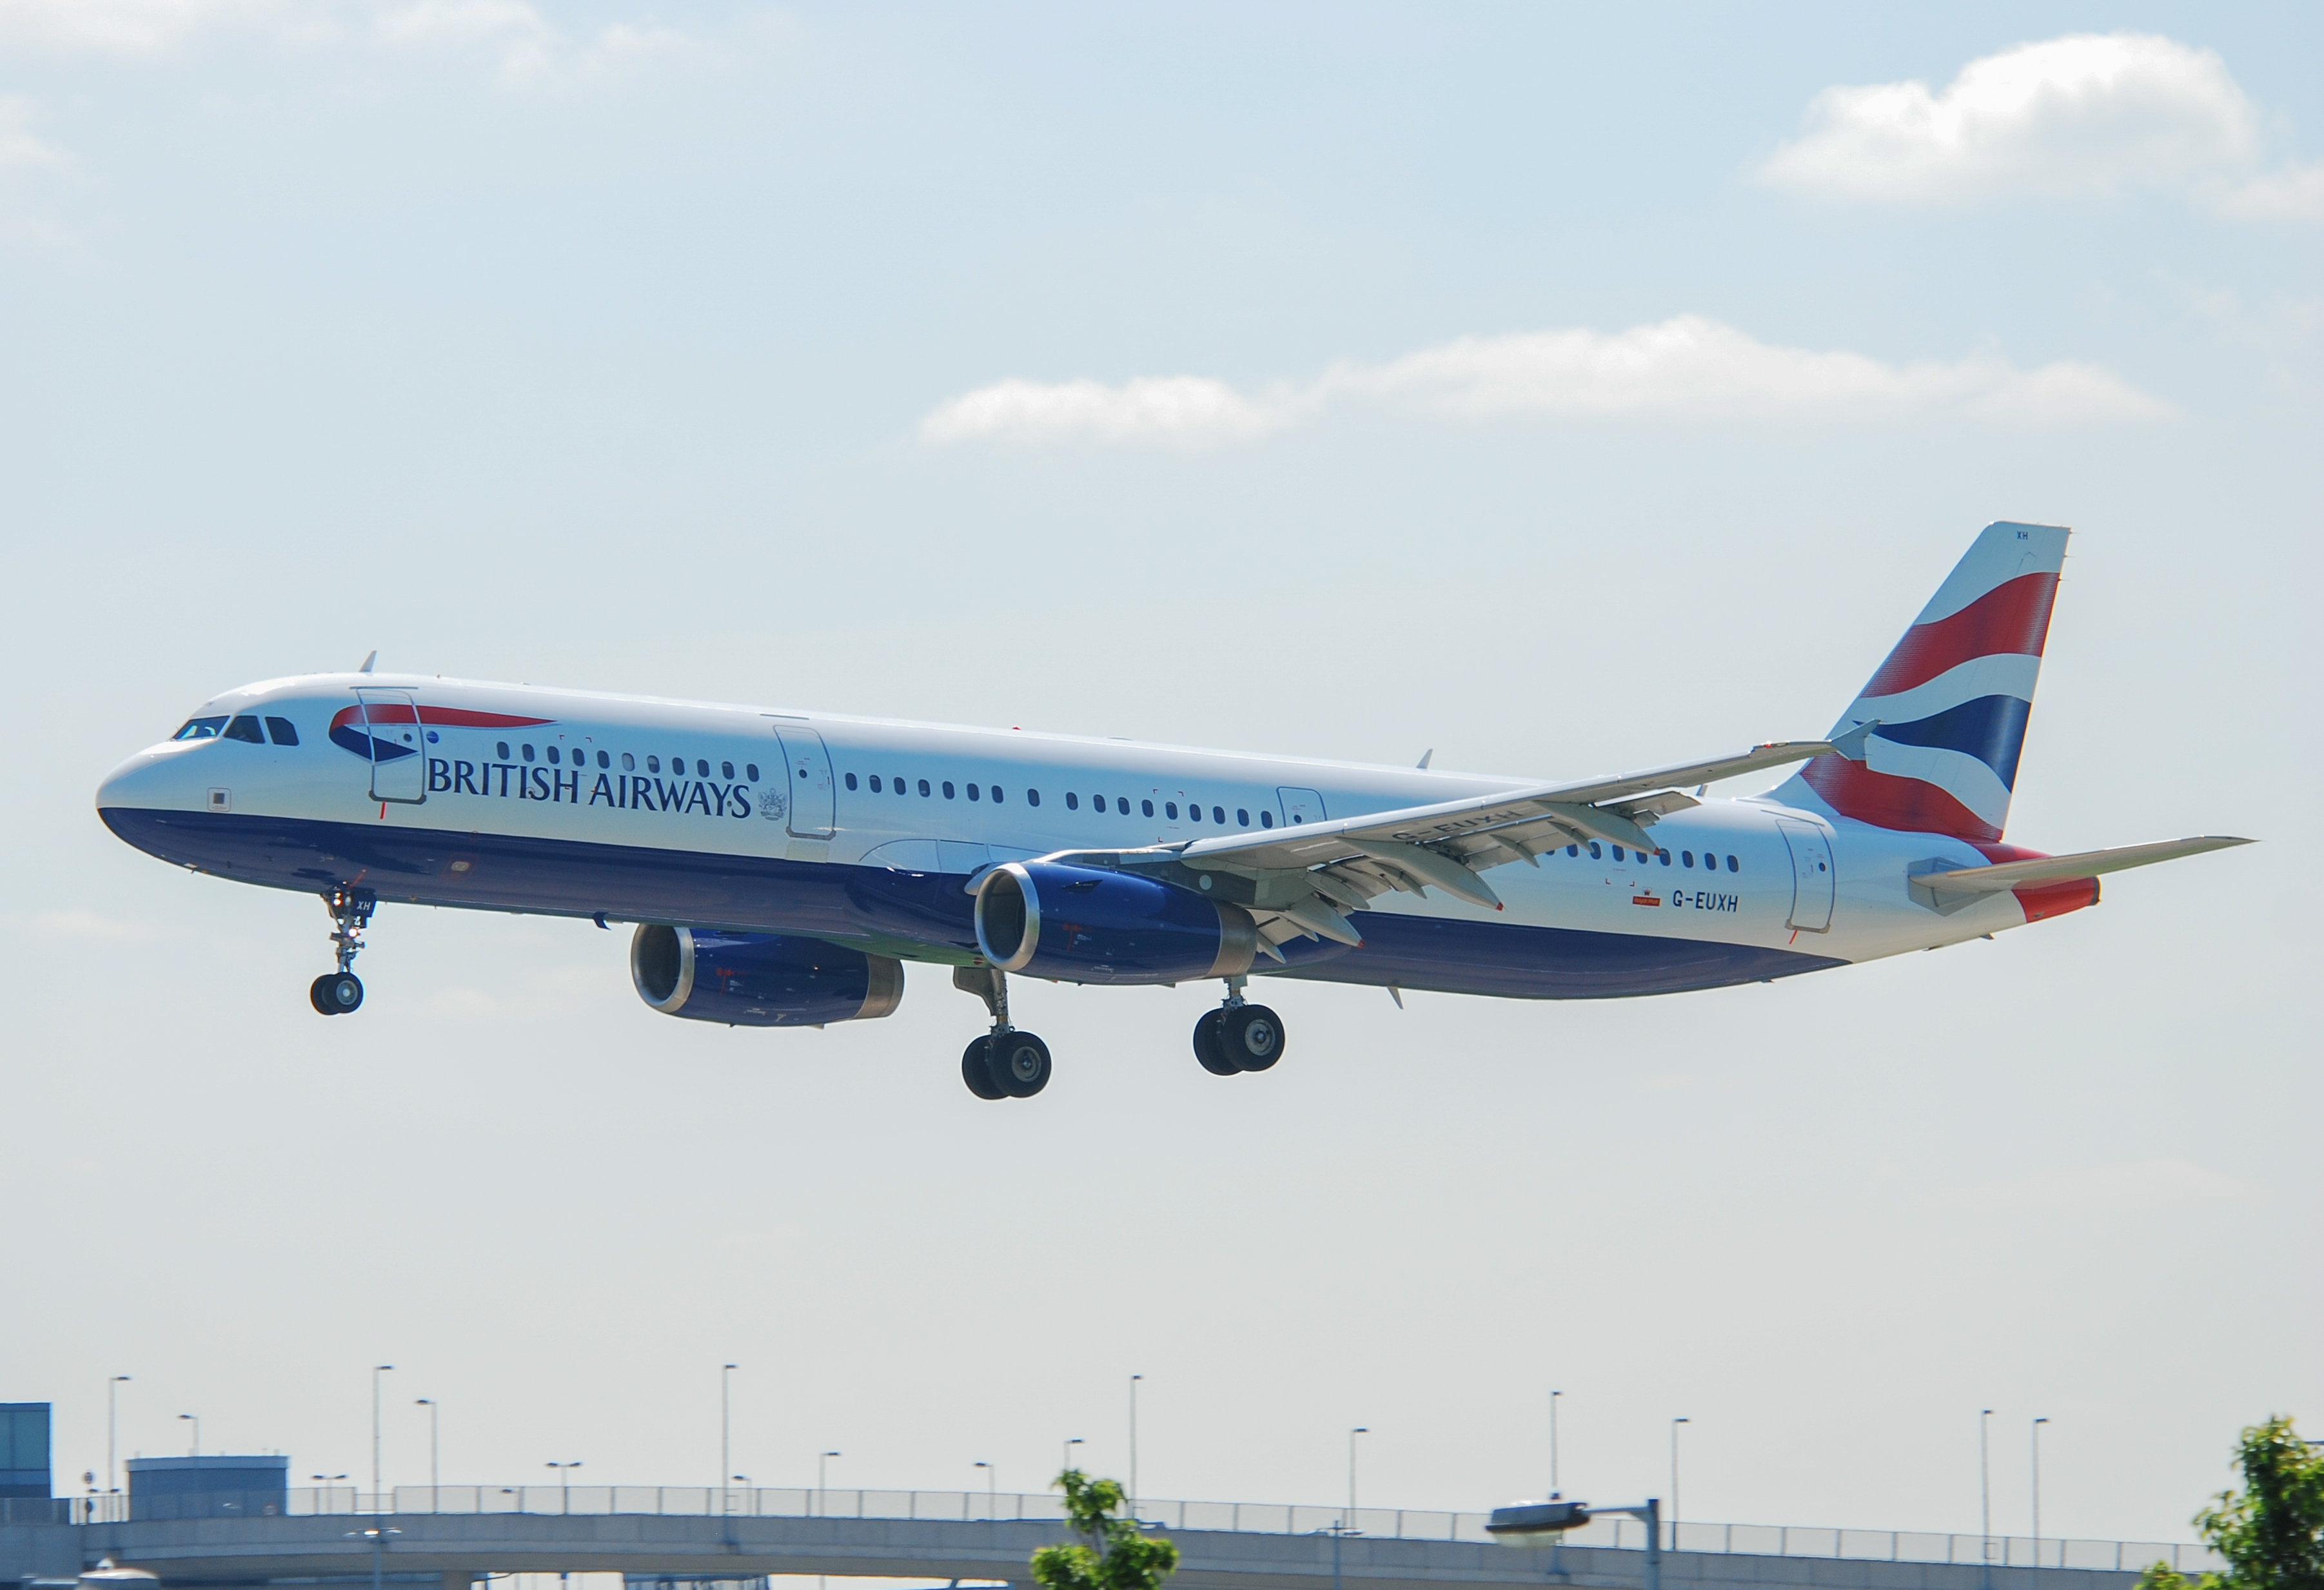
<box><xmin>954</xmin><ymin>964</ymin><xmax>1051</xmax><ymax>1099</ymax></box>
<box><xmin>310</xmin><ymin>886</ymin><xmax>376</xmax><ymax>1016</ymax></box>
<box><xmin>1193</xmin><ymin>976</ymin><xmax>1285</xmax><ymax>1075</ymax></box>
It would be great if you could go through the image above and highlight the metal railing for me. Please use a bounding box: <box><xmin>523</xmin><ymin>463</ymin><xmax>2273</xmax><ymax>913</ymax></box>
<box><xmin>7</xmin><ymin>1486</ymin><xmax>2222</xmax><ymax>1575</ymax></box>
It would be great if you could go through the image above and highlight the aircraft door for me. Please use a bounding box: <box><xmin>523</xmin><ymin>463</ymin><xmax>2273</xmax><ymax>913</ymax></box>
<box><xmin>1277</xmin><ymin>787</ymin><xmax>1328</xmax><ymax>826</ymax></box>
<box><xmin>1776</xmin><ymin>819</ymin><xmax>1834</xmax><ymax>932</ymax></box>
<box><xmin>357</xmin><ymin>689</ymin><xmax>426</xmax><ymax>804</ymax></box>
<box><xmin>774</xmin><ymin>725</ymin><xmax>836</xmax><ymax>838</ymax></box>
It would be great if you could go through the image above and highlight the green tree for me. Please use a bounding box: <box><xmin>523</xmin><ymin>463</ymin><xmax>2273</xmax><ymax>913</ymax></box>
<box><xmin>2137</xmin><ymin>1417</ymin><xmax>2324</xmax><ymax>1590</ymax></box>
<box><xmin>1031</xmin><ymin>1471</ymin><xmax>1181</xmax><ymax>1590</ymax></box>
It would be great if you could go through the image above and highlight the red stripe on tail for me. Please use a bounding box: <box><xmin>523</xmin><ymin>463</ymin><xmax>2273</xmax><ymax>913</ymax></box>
<box><xmin>1860</xmin><ymin>573</ymin><xmax>2061</xmax><ymax>697</ymax></box>
<box><xmin>1800</xmin><ymin>756</ymin><xmax>2002</xmax><ymax>844</ymax></box>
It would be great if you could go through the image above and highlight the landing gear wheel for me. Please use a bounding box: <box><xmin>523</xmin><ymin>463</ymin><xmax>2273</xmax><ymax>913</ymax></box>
<box><xmin>1219</xmin><ymin>1004</ymin><xmax>1284</xmax><ymax>1071</ymax></box>
<box><xmin>990</xmin><ymin>1031</ymin><xmax>1052</xmax><ymax>1098</ymax></box>
<box><xmin>1192</xmin><ymin>1009</ymin><xmax>1239</xmax><ymax>1076</ymax></box>
<box><xmin>961</xmin><ymin>1036</ymin><xmax>1005</xmax><ymax>1100</ymax></box>
<box><xmin>310</xmin><ymin>972</ymin><xmax>364</xmax><ymax>1016</ymax></box>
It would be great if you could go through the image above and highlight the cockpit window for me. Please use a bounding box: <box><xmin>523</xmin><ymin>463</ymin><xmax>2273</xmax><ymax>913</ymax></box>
<box><xmin>173</xmin><ymin>716</ymin><xmax>228</xmax><ymax>740</ymax></box>
<box><xmin>265</xmin><ymin>717</ymin><xmax>300</xmax><ymax>746</ymax></box>
<box><xmin>223</xmin><ymin>716</ymin><xmax>266</xmax><ymax>743</ymax></box>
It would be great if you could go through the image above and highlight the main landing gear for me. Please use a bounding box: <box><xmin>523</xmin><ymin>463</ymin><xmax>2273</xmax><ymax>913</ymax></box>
<box><xmin>309</xmin><ymin>886</ymin><xmax>376</xmax><ymax>1016</ymax></box>
<box><xmin>1194</xmin><ymin>976</ymin><xmax>1285</xmax><ymax>1076</ymax></box>
<box><xmin>954</xmin><ymin>965</ymin><xmax>1050</xmax><ymax>1099</ymax></box>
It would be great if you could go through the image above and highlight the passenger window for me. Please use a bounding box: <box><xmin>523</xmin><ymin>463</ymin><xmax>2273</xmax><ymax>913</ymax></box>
<box><xmin>1682</xmin><ymin>850</ymin><xmax>1694</xmax><ymax>867</ymax></box>
<box><xmin>918</xmin><ymin>778</ymin><xmax>932</xmax><ymax>797</ymax></box>
<box><xmin>895</xmin><ymin>776</ymin><xmax>907</xmax><ymax>796</ymax></box>
<box><xmin>498</xmin><ymin>741</ymin><xmax>512</xmax><ymax>760</ymax></box>
<box><xmin>845</xmin><ymin>772</ymin><xmax>858</xmax><ymax>790</ymax></box>
<box><xmin>1066</xmin><ymin>792</ymin><xmax>1079</xmax><ymax>810</ymax></box>
<box><xmin>647</xmin><ymin>756</ymin><xmax>660</xmax><ymax>774</ymax></box>
<box><xmin>224</xmin><ymin>715</ymin><xmax>265</xmax><ymax>743</ymax></box>
<box><xmin>1027</xmin><ymin>789</ymin><xmax>1040</xmax><ymax>807</ymax></box>
<box><xmin>172</xmin><ymin>716</ymin><xmax>228</xmax><ymax>740</ymax></box>
<box><xmin>943</xmin><ymin>781</ymin><xmax>956</xmax><ymax>800</ymax></box>
<box><xmin>723</xmin><ymin>761</ymin><xmax>735</xmax><ymax>780</ymax></box>
<box><xmin>547</xmin><ymin>746</ymin><xmax>560</xmax><ymax>763</ymax></box>
<box><xmin>1212</xmin><ymin>806</ymin><xmax>1225</xmax><ymax>824</ymax></box>
<box><xmin>1727</xmin><ymin>854</ymin><xmax>1740</xmax><ymax>872</ymax></box>
<box><xmin>264</xmin><ymin>716</ymin><xmax>300</xmax><ymax>745</ymax></box>
<box><xmin>1237</xmin><ymin>809</ymin><xmax>1250</xmax><ymax>827</ymax></box>
<box><xmin>1566</xmin><ymin>844</ymin><xmax>1579</xmax><ymax>856</ymax></box>
<box><xmin>1657</xmin><ymin>849</ymin><xmax>1670</xmax><ymax>865</ymax></box>
<box><xmin>868</xmin><ymin>774</ymin><xmax>880</xmax><ymax>792</ymax></box>
<box><xmin>992</xmin><ymin>787</ymin><xmax>1005</xmax><ymax>804</ymax></box>
<box><xmin>1261</xmin><ymin>810</ymin><xmax>1274</xmax><ymax>827</ymax></box>
<box><xmin>1142</xmin><ymin>799</ymin><xmax>1154</xmax><ymax>817</ymax></box>
<box><xmin>968</xmin><ymin>783</ymin><xmax>981</xmax><ymax>801</ymax></box>
<box><xmin>597</xmin><ymin>751</ymin><xmax>609</xmax><ymax>768</ymax></box>
<box><xmin>622</xmin><ymin>753</ymin><xmax>635</xmax><ymax>771</ymax></box>
<box><xmin>522</xmin><ymin>745</ymin><xmax>536</xmax><ymax>762</ymax></box>
<box><xmin>747</xmin><ymin>763</ymin><xmax>760</xmax><ymax>781</ymax></box>
<box><xmin>1611</xmin><ymin>845</ymin><xmax>1624</xmax><ymax>861</ymax></box>
<box><xmin>1167</xmin><ymin>802</ymin><xmax>1179</xmax><ymax>819</ymax></box>
<box><xmin>1588</xmin><ymin>842</ymin><xmax>1602</xmax><ymax>859</ymax></box>
<box><xmin>697</xmin><ymin>760</ymin><xmax>709</xmax><ymax>776</ymax></box>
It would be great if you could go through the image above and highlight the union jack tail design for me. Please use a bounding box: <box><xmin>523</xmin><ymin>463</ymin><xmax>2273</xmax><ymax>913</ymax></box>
<box><xmin>1775</xmin><ymin>521</ymin><xmax>2068</xmax><ymax>845</ymax></box>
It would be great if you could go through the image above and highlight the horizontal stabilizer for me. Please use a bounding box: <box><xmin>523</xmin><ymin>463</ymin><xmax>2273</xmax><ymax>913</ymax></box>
<box><xmin>1916</xmin><ymin>836</ymin><xmax>2252</xmax><ymax>898</ymax></box>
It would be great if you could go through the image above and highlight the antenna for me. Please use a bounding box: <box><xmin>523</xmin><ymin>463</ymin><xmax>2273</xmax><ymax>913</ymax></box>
<box><xmin>1415</xmin><ymin>749</ymin><xmax>1433</xmax><ymax>769</ymax></box>
<box><xmin>358</xmin><ymin>651</ymin><xmax>377</xmax><ymax>673</ymax></box>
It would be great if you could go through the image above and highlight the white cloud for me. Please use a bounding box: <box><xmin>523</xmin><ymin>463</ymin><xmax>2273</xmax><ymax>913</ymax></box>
<box><xmin>0</xmin><ymin>93</ymin><xmax>68</xmax><ymax>171</ymax></box>
<box><xmin>921</xmin><ymin>314</ymin><xmax>2171</xmax><ymax>447</ymax></box>
<box><xmin>1758</xmin><ymin>33</ymin><xmax>2323</xmax><ymax>219</ymax></box>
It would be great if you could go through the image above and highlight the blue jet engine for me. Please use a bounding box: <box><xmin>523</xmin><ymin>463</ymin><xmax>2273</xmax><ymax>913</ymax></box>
<box><xmin>630</xmin><ymin>925</ymin><xmax>905</xmax><ymax>1026</ymax></box>
<box><xmin>973</xmin><ymin>861</ymin><xmax>1256</xmax><ymax>985</ymax></box>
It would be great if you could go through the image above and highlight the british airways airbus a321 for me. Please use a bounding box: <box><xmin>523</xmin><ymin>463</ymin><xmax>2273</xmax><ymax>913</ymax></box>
<box><xmin>96</xmin><ymin>522</ymin><xmax>2247</xmax><ymax>1099</ymax></box>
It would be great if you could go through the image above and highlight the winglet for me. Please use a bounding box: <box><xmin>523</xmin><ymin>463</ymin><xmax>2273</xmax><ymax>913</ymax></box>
<box><xmin>1828</xmin><ymin>720</ymin><xmax>1880</xmax><ymax>761</ymax></box>
<box><xmin>358</xmin><ymin>650</ymin><xmax>377</xmax><ymax>674</ymax></box>
<box><xmin>1416</xmin><ymin>749</ymin><xmax>1433</xmax><ymax>769</ymax></box>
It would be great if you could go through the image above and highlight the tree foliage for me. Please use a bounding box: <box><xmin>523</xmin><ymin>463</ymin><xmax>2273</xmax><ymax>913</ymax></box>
<box><xmin>2137</xmin><ymin>1417</ymin><xmax>2324</xmax><ymax>1590</ymax></box>
<box><xmin>1030</xmin><ymin>1471</ymin><xmax>1181</xmax><ymax>1590</ymax></box>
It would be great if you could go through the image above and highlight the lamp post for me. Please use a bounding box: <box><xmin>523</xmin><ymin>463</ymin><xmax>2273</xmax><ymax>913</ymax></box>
<box><xmin>1128</xmin><ymin>1375</ymin><xmax>1142</xmax><ymax>1520</ymax></box>
<box><xmin>177</xmin><ymin>1414</ymin><xmax>199</xmax><ymax>1457</ymax></box>
<box><xmin>1348</xmin><ymin>1428</ymin><xmax>1368</xmax><ymax>1521</ymax></box>
<box><xmin>1980</xmin><ymin>1411</ymin><xmax>1994</xmax><ymax>1589</ymax></box>
<box><xmin>414</xmin><ymin>1401</ymin><xmax>438</xmax><ymax>1511</ymax></box>
<box><xmin>314</xmin><ymin>1473</ymin><xmax>350</xmax><ymax>1515</ymax></box>
<box><xmin>547</xmin><ymin>1461</ymin><xmax>582</xmax><ymax>1515</ymax></box>
<box><xmin>108</xmin><ymin>1377</ymin><xmax>131</xmax><ymax>1498</ymax></box>
<box><xmin>721</xmin><ymin>1365</ymin><xmax>738</xmax><ymax>1514</ymax></box>
<box><xmin>371</xmin><ymin>1366</ymin><xmax>395</xmax><ymax>1508</ymax></box>
<box><xmin>2032</xmin><ymin>1418</ymin><xmax>2049</xmax><ymax>1567</ymax></box>
<box><xmin>1670</xmin><ymin>1418</ymin><xmax>1689</xmax><ymax>1544</ymax></box>
<box><xmin>974</xmin><ymin>1461</ymin><xmax>996</xmax><ymax>1519</ymax></box>
<box><xmin>346</xmin><ymin>1523</ymin><xmax>399</xmax><ymax>1590</ymax></box>
<box><xmin>817</xmin><ymin>1452</ymin><xmax>840</xmax><ymax>1516</ymax></box>
<box><xmin>1064</xmin><ymin>1437</ymin><xmax>1084</xmax><ymax>1477</ymax></box>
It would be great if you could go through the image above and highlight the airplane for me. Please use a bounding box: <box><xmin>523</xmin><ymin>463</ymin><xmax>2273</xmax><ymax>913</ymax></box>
<box><xmin>94</xmin><ymin>521</ymin><xmax>2248</xmax><ymax>1099</ymax></box>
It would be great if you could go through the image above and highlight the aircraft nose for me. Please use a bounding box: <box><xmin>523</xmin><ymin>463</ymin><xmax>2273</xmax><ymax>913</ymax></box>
<box><xmin>95</xmin><ymin>747</ymin><xmax>188</xmax><ymax>815</ymax></box>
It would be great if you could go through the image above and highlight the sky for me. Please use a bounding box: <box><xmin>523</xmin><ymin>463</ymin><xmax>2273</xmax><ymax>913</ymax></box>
<box><xmin>2</xmin><ymin>0</ymin><xmax>2319</xmax><ymax>1556</ymax></box>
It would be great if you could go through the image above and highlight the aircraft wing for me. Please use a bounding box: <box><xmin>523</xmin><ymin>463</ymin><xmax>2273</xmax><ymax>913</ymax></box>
<box><xmin>1045</xmin><ymin>739</ymin><xmax>1835</xmax><ymax>958</ymax></box>
<box><xmin>1915</xmin><ymin>836</ymin><xmax>2253</xmax><ymax>898</ymax></box>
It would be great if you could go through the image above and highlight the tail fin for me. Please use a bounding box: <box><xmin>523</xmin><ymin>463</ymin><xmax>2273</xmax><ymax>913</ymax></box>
<box><xmin>1773</xmin><ymin>521</ymin><xmax>2069</xmax><ymax>845</ymax></box>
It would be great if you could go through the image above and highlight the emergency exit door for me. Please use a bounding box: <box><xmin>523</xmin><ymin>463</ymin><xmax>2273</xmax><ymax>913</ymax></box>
<box><xmin>1776</xmin><ymin>819</ymin><xmax>1835</xmax><ymax>932</ymax></box>
<box><xmin>774</xmin><ymin>725</ymin><xmax>835</xmax><ymax>838</ymax></box>
<box><xmin>356</xmin><ymin>689</ymin><xmax>426</xmax><ymax>805</ymax></box>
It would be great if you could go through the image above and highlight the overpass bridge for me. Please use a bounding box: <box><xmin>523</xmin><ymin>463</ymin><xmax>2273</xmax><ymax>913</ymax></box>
<box><xmin>3</xmin><ymin>1486</ymin><xmax>2215</xmax><ymax>1590</ymax></box>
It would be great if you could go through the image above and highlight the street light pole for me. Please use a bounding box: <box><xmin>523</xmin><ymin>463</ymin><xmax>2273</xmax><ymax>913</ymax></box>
<box><xmin>1065</xmin><ymin>1437</ymin><xmax>1083</xmax><ymax>1477</ymax></box>
<box><xmin>722</xmin><ymin>1366</ymin><xmax>738</xmax><ymax>1513</ymax></box>
<box><xmin>1548</xmin><ymin>1391</ymin><xmax>1561</xmax><ymax>1496</ymax></box>
<box><xmin>108</xmin><ymin>1377</ymin><xmax>130</xmax><ymax>1497</ymax></box>
<box><xmin>1671</xmin><ymin>1419</ymin><xmax>1689</xmax><ymax>1543</ymax></box>
<box><xmin>818</xmin><ymin>1452</ymin><xmax>840</xmax><ymax>1517</ymax></box>
<box><xmin>1348</xmin><ymin>1428</ymin><xmax>1368</xmax><ymax>1520</ymax></box>
<box><xmin>1980</xmin><ymin>1410</ymin><xmax>1994</xmax><ymax>1589</ymax></box>
<box><xmin>547</xmin><ymin>1461</ymin><xmax>581</xmax><ymax>1515</ymax></box>
<box><xmin>177</xmin><ymin>1414</ymin><xmax>199</xmax><ymax>1457</ymax></box>
<box><xmin>415</xmin><ymin>1402</ymin><xmax>438</xmax><ymax>1511</ymax></box>
<box><xmin>371</xmin><ymin>1366</ymin><xmax>395</xmax><ymax>1508</ymax></box>
<box><xmin>1129</xmin><ymin>1375</ymin><xmax>1142</xmax><ymax>1520</ymax></box>
<box><xmin>2032</xmin><ymin>1418</ymin><xmax>2049</xmax><ymax>1567</ymax></box>
<box><xmin>974</xmin><ymin>1462</ymin><xmax>995</xmax><ymax>1518</ymax></box>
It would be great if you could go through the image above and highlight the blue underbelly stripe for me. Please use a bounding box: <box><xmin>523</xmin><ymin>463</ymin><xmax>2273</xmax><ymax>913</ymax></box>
<box><xmin>97</xmin><ymin>808</ymin><xmax>1846</xmax><ymax>1001</ymax></box>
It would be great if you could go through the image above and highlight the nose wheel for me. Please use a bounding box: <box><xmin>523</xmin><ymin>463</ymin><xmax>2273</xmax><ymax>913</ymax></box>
<box><xmin>1193</xmin><ymin>978</ymin><xmax>1285</xmax><ymax>1074</ymax></box>
<box><xmin>311</xmin><ymin>887</ymin><xmax>377</xmax><ymax>1017</ymax></box>
<box><xmin>954</xmin><ymin>965</ymin><xmax>1051</xmax><ymax>1099</ymax></box>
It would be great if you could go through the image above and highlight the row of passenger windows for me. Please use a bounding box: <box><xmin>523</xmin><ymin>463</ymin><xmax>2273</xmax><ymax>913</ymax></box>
<box><xmin>841</xmin><ymin>771</ymin><xmax>1268</xmax><ymax>827</ymax></box>
<box><xmin>1570</xmin><ymin>842</ymin><xmax>1740</xmax><ymax>872</ymax></box>
<box><xmin>488</xmin><ymin>741</ymin><xmax>759</xmax><ymax>782</ymax></box>
<box><xmin>175</xmin><ymin>714</ymin><xmax>300</xmax><ymax>746</ymax></box>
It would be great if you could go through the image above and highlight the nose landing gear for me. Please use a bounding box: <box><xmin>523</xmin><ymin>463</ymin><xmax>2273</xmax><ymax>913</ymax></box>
<box><xmin>310</xmin><ymin>886</ymin><xmax>376</xmax><ymax>1016</ymax></box>
<box><xmin>954</xmin><ymin>964</ymin><xmax>1051</xmax><ymax>1099</ymax></box>
<box><xmin>1193</xmin><ymin>976</ymin><xmax>1285</xmax><ymax>1075</ymax></box>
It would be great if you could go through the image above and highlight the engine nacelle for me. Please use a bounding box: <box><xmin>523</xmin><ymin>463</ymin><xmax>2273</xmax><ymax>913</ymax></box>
<box><xmin>630</xmin><ymin>925</ymin><xmax>905</xmax><ymax>1026</ymax></box>
<box><xmin>973</xmin><ymin>861</ymin><xmax>1256</xmax><ymax>985</ymax></box>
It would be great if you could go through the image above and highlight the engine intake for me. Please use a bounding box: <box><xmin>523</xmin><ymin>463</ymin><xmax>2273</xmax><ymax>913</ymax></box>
<box><xmin>631</xmin><ymin>925</ymin><xmax>904</xmax><ymax>1026</ymax></box>
<box><xmin>974</xmin><ymin>861</ymin><xmax>1255</xmax><ymax>985</ymax></box>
